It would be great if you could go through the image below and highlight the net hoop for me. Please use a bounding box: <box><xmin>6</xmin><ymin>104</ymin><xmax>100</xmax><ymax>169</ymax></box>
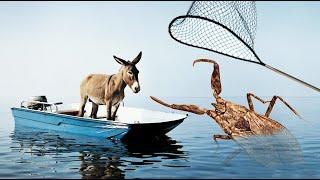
<box><xmin>169</xmin><ymin>15</ymin><xmax>264</xmax><ymax>65</ymax></box>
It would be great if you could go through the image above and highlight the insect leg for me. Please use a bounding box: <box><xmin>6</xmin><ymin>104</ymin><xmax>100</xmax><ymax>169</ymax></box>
<box><xmin>265</xmin><ymin>96</ymin><xmax>302</xmax><ymax>119</ymax></box>
<box><xmin>212</xmin><ymin>134</ymin><xmax>232</xmax><ymax>154</ymax></box>
<box><xmin>150</xmin><ymin>96</ymin><xmax>207</xmax><ymax>115</ymax></box>
<box><xmin>213</xmin><ymin>134</ymin><xmax>232</xmax><ymax>141</ymax></box>
<box><xmin>246</xmin><ymin>93</ymin><xmax>270</xmax><ymax>111</ymax></box>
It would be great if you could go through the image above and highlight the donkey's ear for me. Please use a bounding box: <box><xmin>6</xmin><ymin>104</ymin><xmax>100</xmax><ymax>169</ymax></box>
<box><xmin>131</xmin><ymin>51</ymin><xmax>142</xmax><ymax>65</ymax></box>
<box><xmin>113</xmin><ymin>56</ymin><xmax>129</xmax><ymax>66</ymax></box>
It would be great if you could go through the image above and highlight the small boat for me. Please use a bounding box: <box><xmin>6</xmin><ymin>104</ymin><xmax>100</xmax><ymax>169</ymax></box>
<box><xmin>11</xmin><ymin>96</ymin><xmax>187</xmax><ymax>139</ymax></box>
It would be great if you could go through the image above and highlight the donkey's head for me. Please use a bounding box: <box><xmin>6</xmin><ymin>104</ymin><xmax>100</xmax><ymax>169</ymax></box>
<box><xmin>113</xmin><ymin>52</ymin><xmax>142</xmax><ymax>93</ymax></box>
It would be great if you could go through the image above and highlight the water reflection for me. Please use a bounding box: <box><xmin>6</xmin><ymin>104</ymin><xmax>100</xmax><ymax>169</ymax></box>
<box><xmin>10</xmin><ymin>123</ymin><xmax>187</xmax><ymax>178</ymax></box>
<box><xmin>123</xmin><ymin>135</ymin><xmax>186</xmax><ymax>160</ymax></box>
<box><xmin>79</xmin><ymin>152</ymin><xmax>124</xmax><ymax>179</ymax></box>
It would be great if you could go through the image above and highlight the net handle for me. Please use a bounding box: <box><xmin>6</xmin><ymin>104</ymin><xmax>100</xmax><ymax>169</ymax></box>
<box><xmin>264</xmin><ymin>64</ymin><xmax>320</xmax><ymax>93</ymax></box>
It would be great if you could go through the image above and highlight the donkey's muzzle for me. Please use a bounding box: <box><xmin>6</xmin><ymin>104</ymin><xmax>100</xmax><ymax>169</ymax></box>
<box><xmin>134</xmin><ymin>86</ymin><xmax>140</xmax><ymax>93</ymax></box>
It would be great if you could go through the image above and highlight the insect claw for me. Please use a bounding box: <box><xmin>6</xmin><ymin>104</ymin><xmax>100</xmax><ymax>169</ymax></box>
<box><xmin>150</xmin><ymin>96</ymin><xmax>207</xmax><ymax>115</ymax></box>
<box><xmin>150</xmin><ymin>96</ymin><xmax>171</xmax><ymax>107</ymax></box>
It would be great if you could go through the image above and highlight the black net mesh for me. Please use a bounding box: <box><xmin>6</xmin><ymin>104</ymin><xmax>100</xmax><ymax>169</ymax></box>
<box><xmin>169</xmin><ymin>1</ymin><xmax>261</xmax><ymax>63</ymax></box>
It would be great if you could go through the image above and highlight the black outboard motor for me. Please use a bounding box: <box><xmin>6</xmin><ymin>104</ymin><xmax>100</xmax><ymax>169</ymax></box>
<box><xmin>25</xmin><ymin>96</ymin><xmax>48</xmax><ymax>110</ymax></box>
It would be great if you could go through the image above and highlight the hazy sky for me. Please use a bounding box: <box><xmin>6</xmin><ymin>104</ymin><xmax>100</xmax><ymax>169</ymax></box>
<box><xmin>1</xmin><ymin>1</ymin><xmax>320</xmax><ymax>103</ymax></box>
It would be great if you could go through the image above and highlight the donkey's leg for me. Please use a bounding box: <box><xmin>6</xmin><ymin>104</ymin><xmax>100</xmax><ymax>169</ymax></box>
<box><xmin>150</xmin><ymin>96</ymin><xmax>207</xmax><ymax>115</ymax></box>
<box><xmin>246</xmin><ymin>93</ymin><xmax>270</xmax><ymax>111</ymax></box>
<box><xmin>111</xmin><ymin>103</ymin><xmax>120</xmax><ymax>120</ymax></box>
<box><xmin>78</xmin><ymin>95</ymin><xmax>88</xmax><ymax>117</ymax></box>
<box><xmin>265</xmin><ymin>96</ymin><xmax>301</xmax><ymax>119</ymax></box>
<box><xmin>90</xmin><ymin>102</ymin><xmax>98</xmax><ymax>119</ymax></box>
<box><xmin>105</xmin><ymin>100</ymin><xmax>112</xmax><ymax>120</ymax></box>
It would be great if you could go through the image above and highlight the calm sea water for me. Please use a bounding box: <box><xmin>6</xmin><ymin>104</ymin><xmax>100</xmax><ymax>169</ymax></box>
<box><xmin>1</xmin><ymin>96</ymin><xmax>320</xmax><ymax>178</ymax></box>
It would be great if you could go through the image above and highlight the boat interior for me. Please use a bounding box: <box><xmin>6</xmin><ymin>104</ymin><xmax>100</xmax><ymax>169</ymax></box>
<box><xmin>19</xmin><ymin>96</ymin><xmax>188</xmax><ymax>124</ymax></box>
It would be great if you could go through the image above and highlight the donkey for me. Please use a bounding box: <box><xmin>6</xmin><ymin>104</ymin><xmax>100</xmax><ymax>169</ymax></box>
<box><xmin>78</xmin><ymin>52</ymin><xmax>142</xmax><ymax>120</ymax></box>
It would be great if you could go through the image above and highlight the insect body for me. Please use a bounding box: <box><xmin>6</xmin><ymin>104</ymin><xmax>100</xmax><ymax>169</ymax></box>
<box><xmin>150</xmin><ymin>59</ymin><xmax>301</xmax><ymax>141</ymax></box>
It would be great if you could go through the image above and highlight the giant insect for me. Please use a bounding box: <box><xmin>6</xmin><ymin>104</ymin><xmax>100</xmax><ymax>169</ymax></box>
<box><xmin>150</xmin><ymin>59</ymin><xmax>302</xmax><ymax>141</ymax></box>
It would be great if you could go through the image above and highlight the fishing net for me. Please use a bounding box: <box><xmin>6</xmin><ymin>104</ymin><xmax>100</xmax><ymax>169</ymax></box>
<box><xmin>169</xmin><ymin>1</ymin><xmax>261</xmax><ymax>64</ymax></box>
<box><xmin>169</xmin><ymin>1</ymin><xmax>320</xmax><ymax>92</ymax></box>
